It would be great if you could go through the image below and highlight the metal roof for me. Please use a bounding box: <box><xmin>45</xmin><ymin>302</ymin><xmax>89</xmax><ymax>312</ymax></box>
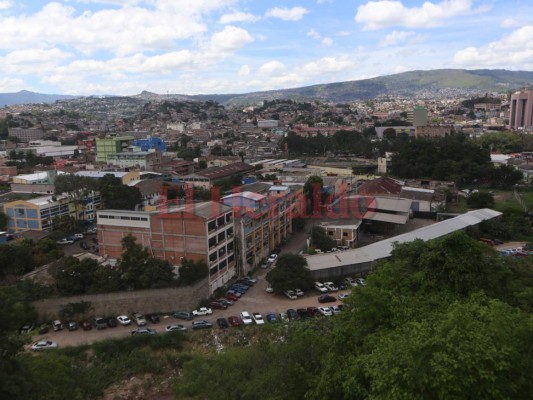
<box><xmin>305</xmin><ymin>208</ymin><xmax>502</xmax><ymax>272</ymax></box>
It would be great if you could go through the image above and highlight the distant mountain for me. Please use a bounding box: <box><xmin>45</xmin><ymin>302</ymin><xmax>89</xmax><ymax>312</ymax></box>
<box><xmin>1</xmin><ymin>69</ymin><xmax>531</xmax><ymax>107</ymax></box>
<box><xmin>0</xmin><ymin>90</ymin><xmax>78</xmax><ymax>106</ymax></box>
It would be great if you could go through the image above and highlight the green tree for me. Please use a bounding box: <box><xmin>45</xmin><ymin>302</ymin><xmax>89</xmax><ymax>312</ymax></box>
<box><xmin>98</xmin><ymin>174</ymin><xmax>142</xmax><ymax>210</ymax></box>
<box><xmin>266</xmin><ymin>253</ymin><xmax>314</xmax><ymax>293</ymax></box>
<box><xmin>178</xmin><ymin>258</ymin><xmax>208</xmax><ymax>286</ymax></box>
<box><xmin>310</xmin><ymin>225</ymin><xmax>336</xmax><ymax>251</ymax></box>
<box><xmin>304</xmin><ymin>175</ymin><xmax>324</xmax><ymax>215</ymax></box>
<box><xmin>488</xmin><ymin>165</ymin><xmax>523</xmax><ymax>189</ymax></box>
<box><xmin>466</xmin><ymin>192</ymin><xmax>495</xmax><ymax>208</ymax></box>
<box><xmin>0</xmin><ymin>210</ymin><xmax>8</xmax><ymax>230</ymax></box>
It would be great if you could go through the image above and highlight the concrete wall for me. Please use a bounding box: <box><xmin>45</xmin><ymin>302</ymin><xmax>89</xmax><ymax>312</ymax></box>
<box><xmin>31</xmin><ymin>279</ymin><xmax>210</xmax><ymax>321</ymax></box>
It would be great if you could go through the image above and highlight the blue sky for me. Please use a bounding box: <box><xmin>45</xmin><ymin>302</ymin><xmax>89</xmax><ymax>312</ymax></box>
<box><xmin>0</xmin><ymin>0</ymin><xmax>531</xmax><ymax>95</ymax></box>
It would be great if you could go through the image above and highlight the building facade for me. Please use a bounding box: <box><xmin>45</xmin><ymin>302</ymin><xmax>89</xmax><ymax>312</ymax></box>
<box><xmin>106</xmin><ymin>151</ymin><xmax>162</xmax><ymax>170</ymax></box>
<box><xmin>8</xmin><ymin>128</ymin><xmax>45</xmax><ymax>142</ymax></box>
<box><xmin>97</xmin><ymin>202</ymin><xmax>236</xmax><ymax>294</ymax></box>
<box><xmin>510</xmin><ymin>90</ymin><xmax>533</xmax><ymax>131</ymax></box>
<box><xmin>4</xmin><ymin>191</ymin><xmax>101</xmax><ymax>232</ymax></box>
<box><xmin>95</xmin><ymin>136</ymin><xmax>134</xmax><ymax>163</ymax></box>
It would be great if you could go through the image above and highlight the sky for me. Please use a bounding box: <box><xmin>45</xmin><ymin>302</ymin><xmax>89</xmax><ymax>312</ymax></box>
<box><xmin>0</xmin><ymin>0</ymin><xmax>531</xmax><ymax>96</ymax></box>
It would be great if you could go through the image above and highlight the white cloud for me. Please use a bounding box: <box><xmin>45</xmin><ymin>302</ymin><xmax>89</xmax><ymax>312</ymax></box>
<box><xmin>355</xmin><ymin>0</ymin><xmax>485</xmax><ymax>30</ymax></box>
<box><xmin>239</xmin><ymin>65</ymin><xmax>250</xmax><ymax>76</ymax></box>
<box><xmin>299</xmin><ymin>56</ymin><xmax>355</xmax><ymax>76</ymax></box>
<box><xmin>317</xmin><ymin>0</ymin><xmax>334</xmax><ymax>4</ymax></box>
<box><xmin>500</xmin><ymin>18</ymin><xmax>530</xmax><ymax>28</ymax></box>
<box><xmin>258</xmin><ymin>61</ymin><xmax>287</xmax><ymax>76</ymax></box>
<box><xmin>0</xmin><ymin>48</ymin><xmax>73</xmax><ymax>74</ymax></box>
<box><xmin>307</xmin><ymin>29</ymin><xmax>321</xmax><ymax>39</ymax></box>
<box><xmin>204</xmin><ymin>25</ymin><xmax>254</xmax><ymax>55</ymax></box>
<box><xmin>322</xmin><ymin>37</ymin><xmax>333</xmax><ymax>46</ymax></box>
<box><xmin>0</xmin><ymin>1</ymin><xmax>13</xmax><ymax>10</ymax></box>
<box><xmin>219</xmin><ymin>11</ymin><xmax>260</xmax><ymax>24</ymax></box>
<box><xmin>0</xmin><ymin>77</ymin><xmax>25</xmax><ymax>92</ymax></box>
<box><xmin>452</xmin><ymin>25</ymin><xmax>533</xmax><ymax>69</ymax></box>
<box><xmin>265</xmin><ymin>6</ymin><xmax>309</xmax><ymax>21</ymax></box>
<box><xmin>379</xmin><ymin>30</ymin><xmax>415</xmax><ymax>47</ymax></box>
<box><xmin>335</xmin><ymin>30</ymin><xmax>352</xmax><ymax>36</ymax></box>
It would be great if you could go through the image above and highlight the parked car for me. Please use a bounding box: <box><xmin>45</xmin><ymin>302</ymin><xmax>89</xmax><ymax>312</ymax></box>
<box><xmin>131</xmin><ymin>328</ymin><xmax>157</xmax><ymax>335</ymax></box>
<box><xmin>192</xmin><ymin>307</ymin><xmax>213</xmax><ymax>316</ymax></box>
<box><xmin>307</xmin><ymin>307</ymin><xmax>319</xmax><ymax>317</ymax></box>
<box><xmin>228</xmin><ymin>316</ymin><xmax>242</xmax><ymax>327</ymax></box>
<box><xmin>286</xmin><ymin>309</ymin><xmax>299</xmax><ymax>321</ymax></box>
<box><xmin>106</xmin><ymin>317</ymin><xmax>118</xmax><ymax>328</ymax></box>
<box><xmin>337</xmin><ymin>280</ymin><xmax>348</xmax><ymax>290</ymax></box>
<box><xmin>192</xmin><ymin>320</ymin><xmax>213</xmax><ymax>330</ymax></box>
<box><xmin>79</xmin><ymin>241</ymin><xmax>89</xmax><ymax>250</ymax></box>
<box><xmin>56</xmin><ymin>238</ymin><xmax>74</xmax><ymax>245</ymax></box>
<box><xmin>297</xmin><ymin>308</ymin><xmax>310</xmax><ymax>319</ymax></box>
<box><xmin>318</xmin><ymin>306</ymin><xmax>333</xmax><ymax>316</ymax></box>
<box><xmin>318</xmin><ymin>294</ymin><xmax>337</xmax><ymax>303</ymax></box>
<box><xmin>338</xmin><ymin>293</ymin><xmax>350</xmax><ymax>301</ymax></box>
<box><xmin>252</xmin><ymin>312</ymin><xmax>265</xmax><ymax>325</ymax></box>
<box><xmin>117</xmin><ymin>315</ymin><xmax>132</xmax><ymax>326</ymax></box>
<box><xmin>67</xmin><ymin>321</ymin><xmax>78</xmax><ymax>331</ymax></box>
<box><xmin>330</xmin><ymin>305</ymin><xmax>342</xmax><ymax>314</ymax></box>
<box><xmin>166</xmin><ymin>324</ymin><xmax>187</xmax><ymax>332</ymax></box>
<box><xmin>284</xmin><ymin>290</ymin><xmax>297</xmax><ymax>300</ymax></box>
<box><xmin>294</xmin><ymin>288</ymin><xmax>304</xmax><ymax>297</ymax></box>
<box><xmin>132</xmin><ymin>313</ymin><xmax>147</xmax><ymax>326</ymax></box>
<box><xmin>38</xmin><ymin>324</ymin><xmax>49</xmax><ymax>335</ymax></box>
<box><xmin>266</xmin><ymin>285</ymin><xmax>274</xmax><ymax>293</ymax></box>
<box><xmin>208</xmin><ymin>301</ymin><xmax>228</xmax><ymax>310</ymax></box>
<box><xmin>268</xmin><ymin>254</ymin><xmax>278</xmax><ymax>263</ymax></box>
<box><xmin>216</xmin><ymin>298</ymin><xmax>234</xmax><ymax>306</ymax></box>
<box><xmin>52</xmin><ymin>320</ymin><xmax>63</xmax><ymax>332</ymax></box>
<box><xmin>266</xmin><ymin>312</ymin><xmax>277</xmax><ymax>323</ymax></box>
<box><xmin>314</xmin><ymin>281</ymin><xmax>328</xmax><ymax>293</ymax></box>
<box><xmin>345</xmin><ymin>277</ymin><xmax>358</xmax><ymax>287</ymax></box>
<box><xmin>225</xmin><ymin>292</ymin><xmax>241</xmax><ymax>301</ymax></box>
<box><xmin>146</xmin><ymin>314</ymin><xmax>160</xmax><ymax>324</ymax></box>
<box><xmin>324</xmin><ymin>282</ymin><xmax>338</xmax><ymax>292</ymax></box>
<box><xmin>240</xmin><ymin>311</ymin><xmax>253</xmax><ymax>325</ymax></box>
<box><xmin>356</xmin><ymin>278</ymin><xmax>366</xmax><ymax>286</ymax></box>
<box><xmin>217</xmin><ymin>318</ymin><xmax>229</xmax><ymax>329</ymax></box>
<box><xmin>20</xmin><ymin>323</ymin><xmax>35</xmax><ymax>334</ymax></box>
<box><xmin>74</xmin><ymin>233</ymin><xmax>84</xmax><ymax>239</ymax></box>
<box><xmin>173</xmin><ymin>311</ymin><xmax>194</xmax><ymax>321</ymax></box>
<box><xmin>31</xmin><ymin>340</ymin><xmax>58</xmax><ymax>351</ymax></box>
<box><xmin>261</xmin><ymin>261</ymin><xmax>270</xmax><ymax>269</ymax></box>
<box><xmin>80</xmin><ymin>320</ymin><xmax>92</xmax><ymax>331</ymax></box>
<box><xmin>278</xmin><ymin>312</ymin><xmax>288</xmax><ymax>322</ymax></box>
<box><xmin>92</xmin><ymin>317</ymin><xmax>107</xmax><ymax>330</ymax></box>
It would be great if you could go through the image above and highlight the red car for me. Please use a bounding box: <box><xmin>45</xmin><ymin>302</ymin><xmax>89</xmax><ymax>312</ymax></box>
<box><xmin>227</xmin><ymin>316</ymin><xmax>242</xmax><ymax>327</ymax></box>
<box><xmin>225</xmin><ymin>292</ymin><xmax>240</xmax><ymax>301</ymax></box>
<box><xmin>80</xmin><ymin>320</ymin><xmax>92</xmax><ymax>331</ymax></box>
<box><xmin>208</xmin><ymin>301</ymin><xmax>228</xmax><ymax>310</ymax></box>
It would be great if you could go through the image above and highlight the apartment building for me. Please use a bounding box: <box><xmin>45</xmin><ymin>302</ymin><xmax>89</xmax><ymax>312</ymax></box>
<box><xmin>8</xmin><ymin>128</ymin><xmax>45</xmax><ymax>142</ymax></box>
<box><xmin>96</xmin><ymin>202</ymin><xmax>236</xmax><ymax>294</ymax></box>
<box><xmin>222</xmin><ymin>185</ymin><xmax>301</xmax><ymax>273</ymax></box>
<box><xmin>106</xmin><ymin>150</ymin><xmax>162</xmax><ymax>170</ymax></box>
<box><xmin>95</xmin><ymin>136</ymin><xmax>134</xmax><ymax>163</ymax></box>
<box><xmin>510</xmin><ymin>89</ymin><xmax>533</xmax><ymax>131</ymax></box>
<box><xmin>3</xmin><ymin>191</ymin><xmax>101</xmax><ymax>232</ymax></box>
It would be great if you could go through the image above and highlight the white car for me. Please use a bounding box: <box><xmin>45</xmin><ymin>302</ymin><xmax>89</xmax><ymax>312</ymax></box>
<box><xmin>330</xmin><ymin>305</ymin><xmax>342</xmax><ymax>314</ymax></box>
<box><xmin>338</xmin><ymin>293</ymin><xmax>350</xmax><ymax>301</ymax></box>
<box><xmin>74</xmin><ymin>233</ymin><xmax>84</xmax><ymax>239</ymax></box>
<box><xmin>318</xmin><ymin>307</ymin><xmax>333</xmax><ymax>316</ymax></box>
<box><xmin>266</xmin><ymin>285</ymin><xmax>274</xmax><ymax>293</ymax></box>
<box><xmin>117</xmin><ymin>315</ymin><xmax>132</xmax><ymax>326</ymax></box>
<box><xmin>268</xmin><ymin>254</ymin><xmax>278</xmax><ymax>263</ymax></box>
<box><xmin>31</xmin><ymin>340</ymin><xmax>58</xmax><ymax>351</ymax></box>
<box><xmin>357</xmin><ymin>278</ymin><xmax>366</xmax><ymax>286</ymax></box>
<box><xmin>252</xmin><ymin>312</ymin><xmax>265</xmax><ymax>325</ymax></box>
<box><xmin>240</xmin><ymin>311</ymin><xmax>253</xmax><ymax>325</ymax></box>
<box><xmin>192</xmin><ymin>307</ymin><xmax>213</xmax><ymax>316</ymax></box>
<box><xmin>132</xmin><ymin>312</ymin><xmax>147</xmax><ymax>326</ymax></box>
<box><xmin>284</xmin><ymin>290</ymin><xmax>297</xmax><ymax>300</ymax></box>
<box><xmin>314</xmin><ymin>281</ymin><xmax>328</xmax><ymax>293</ymax></box>
<box><xmin>324</xmin><ymin>282</ymin><xmax>338</xmax><ymax>292</ymax></box>
<box><xmin>294</xmin><ymin>288</ymin><xmax>304</xmax><ymax>297</ymax></box>
<box><xmin>165</xmin><ymin>324</ymin><xmax>187</xmax><ymax>332</ymax></box>
<box><xmin>345</xmin><ymin>277</ymin><xmax>358</xmax><ymax>287</ymax></box>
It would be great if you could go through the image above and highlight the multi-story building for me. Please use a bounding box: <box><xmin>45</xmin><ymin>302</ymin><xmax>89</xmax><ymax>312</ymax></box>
<box><xmin>75</xmin><ymin>170</ymin><xmax>140</xmax><ymax>185</ymax></box>
<box><xmin>106</xmin><ymin>150</ymin><xmax>162</xmax><ymax>170</ymax></box>
<box><xmin>8</xmin><ymin>128</ymin><xmax>45</xmax><ymax>143</ymax></box>
<box><xmin>96</xmin><ymin>202</ymin><xmax>236</xmax><ymax>294</ymax></box>
<box><xmin>222</xmin><ymin>185</ymin><xmax>301</xmax><ymax>273</ymax></box>
<box><xmin>3</xmin><ymin>191</ymin><xmax>101</xmax><ymax>232</ymax></box>
<box><xmin>320</xmin><ymin>221</ymin><xmax>362</xmax><ymax>248</ymax></box>
<box><xmin>510</xmin><ymin>90</ymin><xmax>533</xmax><ymax>131</ymax></box>
<box><xmin>95</xmin><ymin>136</ymin><xmax>134</xmax><ymax>163</ymax></box>
<box><xmin>133</xmin><ymin>137</ymin><xmax>166</xmax><ymax>152</ymax></box>
<box><xmin>182</xmin><ymin>162</ymin><xmax>255</xmax><ymax>189</ymax></box>
<box><xmin>11</xmin><ymin>170</ymin><xmax>67</xmax><ymax>194</ymax></box>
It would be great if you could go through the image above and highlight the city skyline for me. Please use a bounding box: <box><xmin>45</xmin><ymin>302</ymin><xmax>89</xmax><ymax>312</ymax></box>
<box><xmin>0</xmin><ymin>0</ymin><xmax>531</xmax><ymax>96</ymax></box>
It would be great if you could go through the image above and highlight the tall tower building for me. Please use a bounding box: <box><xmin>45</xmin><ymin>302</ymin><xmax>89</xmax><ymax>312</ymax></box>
<box><xmin>509</xmin><ymin>90</ymin><xmax>533</xmax><ymax>131</ymax></box>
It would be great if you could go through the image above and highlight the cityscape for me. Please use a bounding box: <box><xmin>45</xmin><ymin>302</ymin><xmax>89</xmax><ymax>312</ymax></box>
<box><xmin>0</xmin><ymin>1</ymin><xmax>532</xmax><ymax>399</ymax></box>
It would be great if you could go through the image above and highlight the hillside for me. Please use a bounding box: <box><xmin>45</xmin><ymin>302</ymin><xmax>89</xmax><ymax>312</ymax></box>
<box><xmin>0</xmin><ymin>90</ymin><xmax>78</xmax><ymax>106</ymax></box>
<box><xmin>0</xmin><ymin>69</ymin><xmax>531</xmax><ymax>107</ymax></box>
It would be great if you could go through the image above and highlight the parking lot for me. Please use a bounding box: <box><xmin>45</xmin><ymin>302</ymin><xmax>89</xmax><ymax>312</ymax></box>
<box><xmin>27</xmin><ymin>267</ymin><xmax>354</xmax><ymax>348</ymax></box>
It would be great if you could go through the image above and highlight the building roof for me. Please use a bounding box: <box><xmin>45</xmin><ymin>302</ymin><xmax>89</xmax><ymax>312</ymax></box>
<box><xmin>130</xmin><ymin>178</ymin><xmax>166</xmax><ymax>195</ymax></box>
<box><xmin>305</xmin><ymin>208</ymin><xmax>502</xmax><ymax>272</ymax></box>
<box><xmin>16</xmin><ymin>171</ymin><xmax>66</xmax><ymax>181</ymax></box>
<box><xmin>75</xmin><ymin>171</ymin><xmax>130</xmax><ymax>178</ymax></box>
<box><xmin>222</xmin><ymin>191</ymin><xmax>266</xmax><ymax>202</ymax></box>
<box><xmin>193</xmin><ymin>162</ymin><xmax>254</xmax><ymax>180</ymax></box>
<box><xmin>357</xmin><ymin>176</ymin><xmax>403</xmax><ymax>195</ymax></box>
<box><xmin>269</xmin><ymin>185</ymin><xmax>289</xmax><ymax>191</ymax></box>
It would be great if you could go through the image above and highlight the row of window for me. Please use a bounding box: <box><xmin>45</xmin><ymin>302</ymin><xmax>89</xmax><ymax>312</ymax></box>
<box><xmin>209</xmin><ymin>253</ymin><xmax>235</xmax><ymax>276</ymax></box>
<box><xmin>99</xmin><ymin>215</ymin><xmax>149</xmax><ymax>221</ymax></box>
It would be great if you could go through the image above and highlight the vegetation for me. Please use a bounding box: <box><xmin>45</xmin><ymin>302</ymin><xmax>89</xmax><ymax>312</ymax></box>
<box><xmin>265</xmin><ymin>253</ymin><xmax>314</xmax><ymax>293</ymax></box>
<box><xmin>283</xmin><ymin>130</ymin><xmax>373</xmax><ymax>157</ymax></box>
<box><xmin>309</xmin><ymin>225</ymin><xmax>336</xmax><ymax>252</ymax></box>
<box><xmin>178</xmin><ymin>258</ymin><xmax>209</xmax><ymax>286</ymax></box>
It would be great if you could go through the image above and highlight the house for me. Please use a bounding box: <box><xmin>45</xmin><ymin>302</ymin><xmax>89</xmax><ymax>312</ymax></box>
<box><xmin>181</xmin><ymin>162</ymin><xmax>255</xmax><ymax>189</ymax></box>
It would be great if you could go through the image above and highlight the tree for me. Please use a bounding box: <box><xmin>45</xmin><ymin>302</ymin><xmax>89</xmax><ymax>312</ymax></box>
<box><xmin>266</xmin><ymin>253</ymin><xmax>314</xmax><ymax>293</ymax></box>
<box><xmin>304</xmin><ymin>176</ymin><xmax>324</xmax><ymax>215</ymax></box>
<box><xmin>0</xmin><ymin>210</ymin><xmax>7</xmax><ymax>230</ymax></box>
<box><xmin>466</xmin><ymin>192</ymin><xmax>495</xmax><ymax>208</ymax></box>
<box><xmin>488</xmin><ymin>165</ymin><xmax>523</xmax><ymax>189</ymax></box>
<box><xmin>178</xmin><ymin>258</ymin><xmax>208</xmax><ymax>286</ymax></box>
<box><xmin>310</xmin><ymin>226</ymin><xmax>336</xmax><ymax>251</ymax></box>
<box><xmin>97</xmin><ymin>174</ymin><xmax>142</xmax><ymax>210</ymax></box>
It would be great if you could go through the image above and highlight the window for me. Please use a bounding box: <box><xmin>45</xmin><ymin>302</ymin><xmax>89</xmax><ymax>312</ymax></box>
<box><xmin>343</xmin><ymin>232</ymin><xmax>348</xmax><ymax>237</ymax></box>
